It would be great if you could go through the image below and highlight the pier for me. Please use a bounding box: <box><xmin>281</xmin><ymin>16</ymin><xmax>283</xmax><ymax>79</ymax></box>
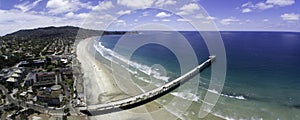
<box><xmin>79</xmin><ymin>56</ymin><xmax>216</xmax><ymax>115</ymax></box>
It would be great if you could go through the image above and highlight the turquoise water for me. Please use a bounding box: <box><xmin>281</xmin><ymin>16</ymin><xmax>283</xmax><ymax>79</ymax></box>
<box><xmin>95</xmin><ymin>31</ymin><xmax>300</xmax><ymax>119</ymax></box>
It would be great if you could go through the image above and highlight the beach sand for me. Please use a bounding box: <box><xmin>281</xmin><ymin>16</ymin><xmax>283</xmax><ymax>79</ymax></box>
<box><xmin>76</xmin><ymin>38</ymin><xmax>180</xmax><ymax>120</ymax></box>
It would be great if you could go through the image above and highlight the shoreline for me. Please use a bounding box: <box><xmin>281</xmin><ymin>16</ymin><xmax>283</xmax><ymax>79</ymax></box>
<box><xmin>76</xmin><ymin>38</ymin><xmax>180</xmax><ymax>120</ymax></box>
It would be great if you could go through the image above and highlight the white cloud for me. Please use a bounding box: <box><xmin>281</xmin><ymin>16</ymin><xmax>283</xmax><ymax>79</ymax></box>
<box><xmin>263</xmin><ymin>19</ymin><xmax>269</xmax><ymax>22</ymax></box>
<box><xmin>206</xmin><ymin>16</ymin><xmax>216</xmax><ymax>20</ymax></box>
<box><xmin>155</xmin><ymin>12</ymin><xmax>171</xmax><ymax>18</ymax></box>
<box><xmin>117</xmin><ymin>10</ymin><xmax>131</xmax><ymax>15</ymax></box>
<box><xmin>117</xmin><ymin>0</ymin><xmax>154</xmax><ymax>9</ymax></box>
<box><xmin>241</xmin><ymin>2</ymin><xmax>252</xmax><ymax>8</ymax></box>
<box><xmin>65</xmin><ymin>12</ymin><xmax>90</xmax><ymax>19</ymax></box>
<box><xmin>194</xmin><ymin>14</ymin><xmax>216</xmax><ymax>20</ymax></box>
<box><xmin>179</xmin><ymin>3</ymin><xmax>199</xmax><ymax>13</ymax></box>
<box><xmin>142</xmin><ymin>11</ymin><xmax>149</xmax><ymax>17</ymax></box>
<box><xmin>240</xmin><ymin>0</ymin><xmax>294</xmax><ymax>13</ymax></box>
<box><xmin>0</xmin><ymin>9</ymin><xmax>80</xmax><ymax>36</ymax></box>
<box><xmin>255</xmin><ymin>2</ymin><xmax>274</xmax><ymax>10</ymax></box>
<box><xmin>220</xmin><ymin>17</ymin><xmax>239</xmax><ymax>25</ymax></box>
<box><xmin>177</xmin><ymin>3</ymin><xmax>200</xmax><ymax>15</ymax></box>
<box><xmin>46</xmin><ymin>0</ymin><xmax>91</xmax><ymax>14</ymax></box>
<box><xmin>14</xmin><ymin>0</ymin><xmax>42</xmax><ymax>12</ymax></box>
<box><xmin>155</xmin><ymin>0</ymin><xmax>176</xmax><ymax>7</ymax></box>
<box><xmin>194</xmin><ymin>14</ymin><xmax>204</xmax><ymax>19</ymax></box>
<box><xmin>162</xmin><ymin>19</ymin><xmax>170</xmax><ymax>22</ymax></box>
<box><xmin>266</xmin><ymin>0</ymin><xmax>295</xmax><ymax>6</ymax></box>
<box><xmin>281</xmin><ymin>13</ymin><xmax>299</xmax><ymax>21</ymax></box>
<box><xmin>65</xmin><ymin>12</ymin><xmax>74</xmax><ymax>18</ymax></box>
<box><xmin>92</xmin><ymin>1</ymin><xmax>114</xmax><ymax>11</ymax></box>
<box><xmin>76</xmin><ymin>13</ymin><xmax>90</xmax><ymax>19</ymax></box>
<box><xmin>242</xmin><ymin>8</ymin><xmax>252</xmax><ymax>13</ymax></box>
<box><xmin>177</xmin><ymin>18</ymin><xmax>189</xmax><ymax>22</ymax></box>
<box><xmin>116</xmin><ymin>20</ymin><xmax>125</xmax><ymax>23</ymax></box>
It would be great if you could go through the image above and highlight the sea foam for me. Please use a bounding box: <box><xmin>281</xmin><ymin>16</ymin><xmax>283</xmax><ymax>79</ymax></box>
<box><xmin>94</xmin><ymin>41</ymin><xmax>170</xmax><ymax>82</ymax></box>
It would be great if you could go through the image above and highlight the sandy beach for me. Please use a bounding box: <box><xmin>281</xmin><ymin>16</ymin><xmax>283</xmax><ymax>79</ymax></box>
<box><xmin>76</xmin><ymin>38</ymin><xmax>180</xmax><ymax>120</ymax></box>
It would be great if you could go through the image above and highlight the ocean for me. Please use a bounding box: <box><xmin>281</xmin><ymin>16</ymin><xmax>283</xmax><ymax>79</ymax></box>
<box><xmin>93</xmin><ymin>31</ymin><xmax>300</xmax><ymax>119</ymax></box>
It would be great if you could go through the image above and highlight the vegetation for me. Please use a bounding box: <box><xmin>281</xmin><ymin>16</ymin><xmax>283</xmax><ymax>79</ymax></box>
<box><xmin>0</xmin><ymin>26</ymin><xmax>104</xmax><ymax>69</ymax></box>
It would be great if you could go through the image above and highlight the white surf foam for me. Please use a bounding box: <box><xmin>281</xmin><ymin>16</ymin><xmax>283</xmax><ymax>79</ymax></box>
<box><xmin>94</xmin><ymin>41</ymin><xmax>170</xmax><ymax>82</ymax></box>
<box><xmin>206</xmin><ymin>88</ymin><xmax>246</xmax><ymax>100</ymax></box>
<box><xmin>171</xmin><ymin>92</ymin><xmax>200</xmax><ymax>102</ymax></box>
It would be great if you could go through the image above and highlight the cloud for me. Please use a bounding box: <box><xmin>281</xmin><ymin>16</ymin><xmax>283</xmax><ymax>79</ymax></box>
<box><xmin>14</xmin><ymin>0</ymin><xmax>42</xmax><ymax>12</ymax></box>
<box><xmin>255</xmin><ymin>2</ymin><xmax>274</xmax><ymax>10</ymax></box>
<box><xmin>177</xmin><ymin>18</ymin><xmax>190</xmax><ymax>22</ymax></box>
<box><xmin>240</xmin><ymin>0</ymin><xmax>295</xmax><ymax>13</ymax></box>
<box><xmin>162</xmin><ymin>19</ymin><xmax>170</xmax><ymax>22</ymax></box>
<box><xmin>179</xmin><ymin>3</ymin><xmax>200</xmax><ymax>12</ymax></box>
<box><xmin>0</xmin><ymin>9</ymin><xmax>79</xmax><ymax>36</ymax></box>
<box><xmin>116</xmin><ymin>20</ymin><xmax>125</xmax><ymax>23</ymax></box>
<box><xmin>177</xmin><ymin>3</ymin><xmax>200</xmax><ymax>15</ymax></box>
<box><xmin>280</xmin><ymin>13</ymin><xmax>299</xmax><ymax>21</ymax></box>
<box><xmin>155</xmin><ymin>0</ymin><xmax>176</xmax><ymax>7</ymax></box>
<box><xmin>206</xmin><ymin>16</ymin><xmax>216</xmax><ymax>20</ymax></box>
<box><xmin>117</xmin><ymin>0</ymin><xmax>154</xmax><ymax>9</ymax></box>
<box><xmin>142</xmin><ymin>11</ymin><xmax>149</xmax><ymax>17</ymax></box>
<box><xmin>266</xmin><ymin>0</ymin><xmax>295</xmax><ymax>6</ymax></box>
<box><xmin>92</xmin><ymin>1</ymin><xmax>114</xmax><ymax>11</ymax></box>
<box><xmin>155</xmin><ymin>12</ymin><xmax>171</xmax><ymax>18</ymax></box>
<box><xmin>46</xmin><ymin>0</ymin><xmax>91</xmax><ymax>14</ymax></box>
<box><xmin>220</xmin><ymin>17</ymin><xmax>239</xmax><ymax>25</ymax></box>
<box><xmin>193</xmin><ymin>14</ymin><xmax>216</xmax><ymax>20</ymax></box>
<box><xmin>76</xmin><ymin>13</ymin><xmax>90</xmax><ymax>19</ymax></box>
<box><xmin>242</xmin><ymin>8</ymin><xmax>252</xmax><ymax>13</ymax></box>
<box><xmin>263</xmin><ymin>19</ymin><xmax>269</xmax><ymax>22</ymax></box>
<box><xmin>117</xmin><ymin>10</ymin><xmax>131</xmax><ymax>15</ymax></box>
<box><xmin>65</xmin><ymin>12</ymin><xmax>74</xmax><ymax>18</ymax></box>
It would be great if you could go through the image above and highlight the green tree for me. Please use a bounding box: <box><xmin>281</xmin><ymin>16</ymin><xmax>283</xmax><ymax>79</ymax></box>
<box><xmin>46</xmin><ymin>65</ymin><xmax>55</xmax><ymax>72</ymax></box>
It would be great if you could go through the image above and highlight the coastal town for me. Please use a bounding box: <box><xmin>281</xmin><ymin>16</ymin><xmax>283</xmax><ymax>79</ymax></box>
<box><xmin>0</xmin><ymin>26</ymin><xmax>97</xmax><ymax>119</ymax></box>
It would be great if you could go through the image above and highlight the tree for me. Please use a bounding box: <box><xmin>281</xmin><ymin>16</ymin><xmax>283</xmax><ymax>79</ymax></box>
<box><xmin>46</xmin><ymin>65</ymin><xmax>55</xmax><ymax>72</ymax></box>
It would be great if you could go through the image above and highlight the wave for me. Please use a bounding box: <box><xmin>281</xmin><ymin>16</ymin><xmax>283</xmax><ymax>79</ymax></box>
<box><xmin>94</xmin><ymin>41</ymin><xmax>170</xmax><ymax>82</ymax></box>
<box><xmin>207</xmin><ymin>89</ymin><xmax>246</xmax><ymax>100</ymax></box>
<box><xmin>171</xmin><ymin>92</ymin><xmax>200</xmax><ymax>102</ymax></box>
<box><xmin>95</xmin><ymin>39</ymin><xmax>245</xmax><ymax>104</ymax></box>
<box><xmin>170</xmin><ymin>88</ymin><xmax>246</xmax><ymax>104</ymax></box>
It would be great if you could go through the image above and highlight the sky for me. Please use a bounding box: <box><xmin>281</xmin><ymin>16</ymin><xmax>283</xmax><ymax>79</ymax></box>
<box><xmin>0</xmin><ymin>0</ymin><xmax>299</xmax><ymax>36</ymax></box>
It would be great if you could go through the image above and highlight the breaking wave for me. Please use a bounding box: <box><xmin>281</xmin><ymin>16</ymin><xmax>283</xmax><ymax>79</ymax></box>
<box><xmin>94</xmin><ymin>41</ymin><xmax>170</xmax><ymax>82</ymax></box>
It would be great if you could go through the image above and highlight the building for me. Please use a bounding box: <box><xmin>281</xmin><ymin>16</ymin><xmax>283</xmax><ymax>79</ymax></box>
<box><xmin>0</xmin><ymin>67</ymin><xmax>26</xmax><ymax>87</ymax></box>
<box><xmin>37</xmin><ymin>87</ymin><xmax>63</xmax><ymax>106</ymax></box>
<box><xmin>59</xmin><ymin>67</ymin><xmax>72</xmax><ymax>77</ymax></box>
<box><xmin>33</xmin><ymin>59</ymin><xmax>46</xmax><ymax>67</ymax></box>
<box><xmin>34</xmin><ymin>72</ymin><xmax>57</xmax><ymax>86</ymax></box>
<box><xmin>18</xmin><ymin>61</ymin><xmax>30</xmax><ymax>67</ymax></box>
<box><xmin>24</xmin><ymin>72</ymin><xmax>36</xmax><ymax>86</ymax></box>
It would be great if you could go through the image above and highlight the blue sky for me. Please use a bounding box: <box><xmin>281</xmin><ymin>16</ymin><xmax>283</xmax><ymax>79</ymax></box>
<box><xmin>0</xmin><ymin>0</ymin><xmax>299</xmax><ymax>35</ymax></box>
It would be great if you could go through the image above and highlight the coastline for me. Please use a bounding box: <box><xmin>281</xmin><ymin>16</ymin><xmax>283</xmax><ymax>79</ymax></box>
<box><xmin>76</xmin><ymin>38</ymin><xmax>180</xmax><ymax>120</ymax></box>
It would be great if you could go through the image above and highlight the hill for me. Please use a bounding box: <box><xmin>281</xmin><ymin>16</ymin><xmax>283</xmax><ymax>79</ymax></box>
<box><xmin>2</xmin><ymin>26</ymin><xmax>104</xmax><ymax>41</ymax></box>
